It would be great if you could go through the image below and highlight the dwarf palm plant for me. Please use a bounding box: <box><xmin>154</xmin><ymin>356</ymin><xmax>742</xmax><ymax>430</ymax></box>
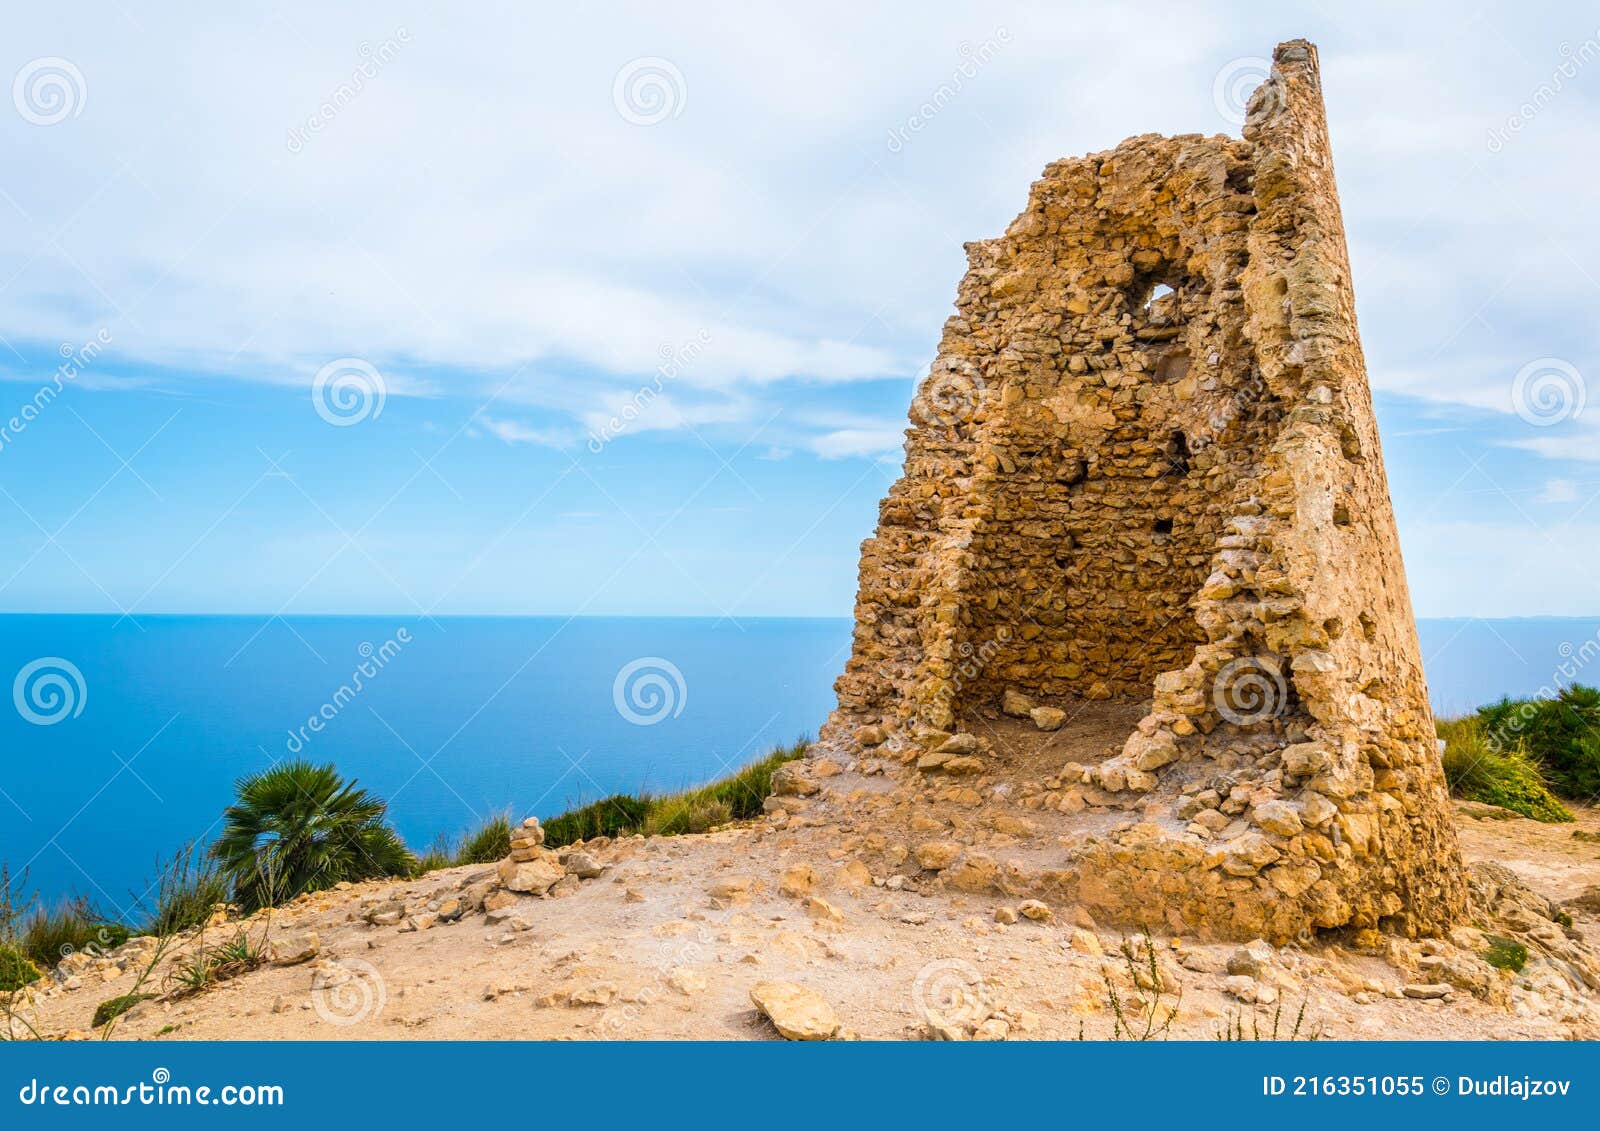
<box><xmin>212</xmin><ymin>761</ymin><xmax>414</xmax><ymax>912</ymax></box>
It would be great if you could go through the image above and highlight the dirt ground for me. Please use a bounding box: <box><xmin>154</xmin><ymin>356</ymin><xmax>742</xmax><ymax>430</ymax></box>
<box><xmin>11</xmin><ymin>795</ymin><xmax>1600</xmax><ymax>1042</ymax></box>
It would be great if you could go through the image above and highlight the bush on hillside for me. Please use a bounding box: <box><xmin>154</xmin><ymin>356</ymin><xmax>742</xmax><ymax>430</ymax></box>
<box><xmin>0</xmin><ymin>944</ymin><xmax>41</xmax><ymax>992</ymax></box>
<box><xmin>1476</xmin><ymin>685</ymin><xmax>1600</xmax><ymax>799</ymax></box>
<box><xmin>212</xmin><ymin>761</ymin><xmax>414</xmax><ymax>912</ymax></box>
<box><xmin>1437</xmin><ymin>716</ymin><xmax>1572</xmax><ymax>823</ymax></box>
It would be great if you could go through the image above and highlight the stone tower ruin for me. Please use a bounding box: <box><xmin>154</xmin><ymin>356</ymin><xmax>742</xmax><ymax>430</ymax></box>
<box><xmin>821</xmin><ymin>40</ymin><xmax>1467</xmax><ymax>943</ymax></box>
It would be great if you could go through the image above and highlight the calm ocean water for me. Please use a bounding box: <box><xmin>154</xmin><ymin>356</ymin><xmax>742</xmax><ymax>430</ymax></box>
<box><xmin>2</xmin><ymin>613</ymin><xmax>1596</xmax><ymax>912</ymax></box>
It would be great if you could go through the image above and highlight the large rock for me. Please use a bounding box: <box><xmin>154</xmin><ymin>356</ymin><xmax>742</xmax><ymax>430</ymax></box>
<box><xmin>1001</xmin><ymin>688</ymin><xmax>1035</xmax><ymax>718</ymax></box>
<box><xmin>914</xmin><ymin>841</ymin><xmax>962</xmax><ymax>871</ymax></box>
<box><xmin>770</xmin><ymin>765</ymin><xmax>819</xmax><ymax>797</ymax></box>
<box><xmin>749</xmin><ymin>981</ymin><xmax>839</xmax><ymax>1040</ymax></box>
<box><xmin>1029</xmin><ymin>706</ymin><xmax>1066</xmax><ymax>732</ymax></box>
<box><xmin>498</xmin><ymin>853</ymin><xmax>564</xmax><ymax>895</ymax></box>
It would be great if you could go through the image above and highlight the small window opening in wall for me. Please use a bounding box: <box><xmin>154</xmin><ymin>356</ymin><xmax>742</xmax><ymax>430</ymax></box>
<box><xmin>1143</xmin><ymin>282</ymin><xmax>1175</xmax><ymax>313</ymax></box>
<box><xmin>1153</xmin><ymin>517</ymin><xmax>1174</xmax><ymax>535</ymax></box>
<box><xmin>1332</xmin><ymin>501</ymin><xmax>1352</xmax><ymax>526</ymax></box>
<box><xmin>1165</xmin><ymin>430</ymin><xmax>1191</xmax><ymax>478</ymax></box>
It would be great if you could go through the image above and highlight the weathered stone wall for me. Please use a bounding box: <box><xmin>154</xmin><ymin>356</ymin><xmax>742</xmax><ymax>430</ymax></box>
<box><xmin>824</xmin><ymin>40</ymin><xmax>1468</xmax><ymax>943</ymax></box>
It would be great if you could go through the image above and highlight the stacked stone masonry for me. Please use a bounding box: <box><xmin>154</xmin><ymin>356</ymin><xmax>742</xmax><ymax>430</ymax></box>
<box><xmin>821</xmin><ymin>41</ymin><xmax>1468</xmax><ymax>944</ymax></box>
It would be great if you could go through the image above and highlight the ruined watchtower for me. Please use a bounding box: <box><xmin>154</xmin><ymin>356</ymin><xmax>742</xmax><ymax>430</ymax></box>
<box><xmin>822</xmin><ymin>41</ymin><xmax>1467</xmax><ymax>942</ymax></box>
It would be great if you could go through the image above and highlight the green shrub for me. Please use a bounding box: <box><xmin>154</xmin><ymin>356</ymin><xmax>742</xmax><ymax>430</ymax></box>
<box><xmin>542</xmin><ymin>739</ymin><xmax>809</xmax><ymax>847</ymax></box>
<box><xmin>93</xmin><ymin>992</ymin><xmax>154</xmax><ymax>1027</ymax></box>
<box><xmin>21</xmin><ymin>899</ymin><xmax>131</xmax><ymax>968</ymax></box>
<box><xmin>0</xmin><ymin>944</ymin><xmax>41</xmax><ymax>992</ymax></box>
<box><xmin>411</xmin><ymin>836</ymin><xmax>455</xmax><ymax>877</ymax></box>
<box><xmin>1476</xmin><ymin>685</ymin><xmax>1600</xmax><ymax>799</ymax></box>
<box><xmin>455</xmin><ymin>813</ymin><xmax>512</xmax><ymax>865</ymax></box>
<box><xmin>1437</xmin><ymin>717</ymin><xmax>1573</xmax><ymax>823</ymax></box>
<box><xmin>543</xmin><ymin>795</ymin><xmax>652</xmax><ymax>847</ymax></box>
<box><xmin>167</xmin><ymin>929</ymin><xmax>264</xmax><ymax>998</ymax></box>
<box><xmin>212</xmin><ymin>761</ymin><xmax>415</xmax><ymax>912</ymax></box>
<box><xmin>144</xmin><ymin>842</ymin><xmax>230</xmax><ymax>937</ymax></box>
<box><xmin>1483</xmin><ymin>935</ymin><xmax>1528</xmax><ymax>972</ymax></box>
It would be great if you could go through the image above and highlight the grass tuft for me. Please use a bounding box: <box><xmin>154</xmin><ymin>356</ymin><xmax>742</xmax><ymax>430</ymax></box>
<box><xmin>542</xmin><ymin>738</ymin><xmax>809</xmax><ymax>848</ymax></box>
<box><xmin>20</xmin><ymin>899</ymin><xmax>131</xmax><ymax>969</ymax></box>
<box><xmin>0</xmin><ymin>944</ymin><xmax>41</xmax><ymax>993</ymax></box>
<box><xmin>1483</xmin><ymin>934</ymin><xmax>1529</xmax><ymax>972</ymax></box>
<box><xmin>1436</xmin><ymin>716</ymin><xmax>1573</xmax><ymax>823</ymax></box>
<box><xmin>144</xmin><ymin>842</ymin><xmax>231</xmax><ymax>938</ymax></box>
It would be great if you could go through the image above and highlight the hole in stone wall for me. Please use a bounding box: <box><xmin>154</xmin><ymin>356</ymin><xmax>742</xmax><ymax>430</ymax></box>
<box><xmin>1153</xmin><ymin>517</ymin><xmax>1174</xmax><ymax>535</ymax></box>
<box><xmin>1338</xmin><ymin>421</ymin><xmax>1364</xmax><ymax>461</ymax></box>
<box><xmin>1359</xmin><ymin>611</ymin><xmax>1378</xmax><ymax>641</ymax></box>
<box><xmin>1165</xmin><ymin>430</ymin><xmax>1191</xmax><ymax>478</ymax></box>
<box><xmin>1332</xmin><ymin>501</ymin><xmax>1352</xmax><ymax>526</ymax></box>
<box><xmin>1143</xmin><ymin>282</ymin><xmax>1175</xmax><ymax>312</ymax></box>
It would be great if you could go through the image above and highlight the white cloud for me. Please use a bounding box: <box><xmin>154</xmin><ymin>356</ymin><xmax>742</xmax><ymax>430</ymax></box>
<box><xmin>808</xmin><ymin>426</ymin><xmax>905</xmax><ymax>460</ymax></box>
<box><xmin>477</xmin><ymin>416</ymin><xmax>574</xmax><ymax>449</ymax></box>
<box><xmin>1535</xmin><ymin>478</ymin><xmax>1579</xmax><ymax>503</ymax></box>
<box><xmin>0</xmin><ymin>2</ymin><xmax>1596</xmax><ymax>467</ymax></box>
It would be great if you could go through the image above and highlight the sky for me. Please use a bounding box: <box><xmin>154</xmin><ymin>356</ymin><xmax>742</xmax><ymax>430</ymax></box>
<box><xmin>0</xmin><ymin>1</ymin><xmax>1596</xmax><ymax>618</ymax></box>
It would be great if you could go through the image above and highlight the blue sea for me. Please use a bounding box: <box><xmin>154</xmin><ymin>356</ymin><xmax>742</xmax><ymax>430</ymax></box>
<box><xmin>2</xmin><ymin>613</ymin><xmax>1596</xmax><ymax>913</ymax></box>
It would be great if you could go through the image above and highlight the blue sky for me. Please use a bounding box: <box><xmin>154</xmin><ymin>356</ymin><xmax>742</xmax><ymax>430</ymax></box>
<box><xmin>0</xmin><ymin>2</ymin><xmax>1597</xmax><ymax>617</ymax></box>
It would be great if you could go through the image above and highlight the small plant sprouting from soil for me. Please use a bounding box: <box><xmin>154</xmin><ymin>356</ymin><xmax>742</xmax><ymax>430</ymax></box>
<box><xmin>1483</xmin><ymin>935</ymin><xmax>1529</xmax><ymax>972</ymax></box>
<box><xmin>165</xmin><ymin>927</ymin><xmax>266</xmax><ymax>999</ymax></box>
<box><xmin>1215</xmin><ymin>997</ymin><xmax>1322</xmax><ymax>1041</ymax></box>
<box><xmin>1099</xmin><ymin>928</ymin><xmax>1181</xmax><ymax>1041</ymax></box>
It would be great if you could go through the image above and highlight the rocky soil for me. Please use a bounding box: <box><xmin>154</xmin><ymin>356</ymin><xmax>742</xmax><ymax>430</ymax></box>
<box><xmin>8</xmin><ymin>779</ymin><xmax>1599</xmax><ymax>1042</ymax></box>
